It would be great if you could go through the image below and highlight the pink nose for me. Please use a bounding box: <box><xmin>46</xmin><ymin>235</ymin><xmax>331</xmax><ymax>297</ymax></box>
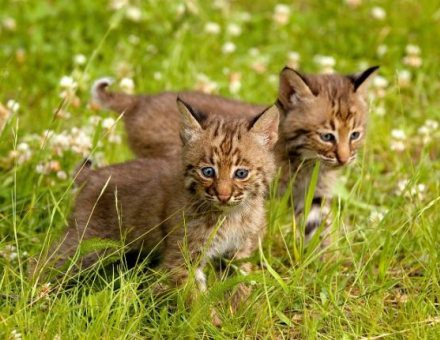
<box><xmin>217</xmin><ymin>194</ymin><xmax>231</xmax><ymax>202</ymax></box>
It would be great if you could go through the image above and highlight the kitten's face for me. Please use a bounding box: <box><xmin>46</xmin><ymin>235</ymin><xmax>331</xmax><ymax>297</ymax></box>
<box><xmin>278</xmin><ymin>67</ymin><xmax>378</xmax><ymax>168</ymax></box>
<box><xmin>177</xmin><ymin>100</ymin><xmax>278</xmax><ymax>210</ymax></box>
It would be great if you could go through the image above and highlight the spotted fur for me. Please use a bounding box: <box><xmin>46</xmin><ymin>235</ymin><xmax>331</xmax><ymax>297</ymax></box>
<box><xmin>92</xmin><ymin>66</ymin><xmax>378</xmax><ymax>245</ymax></box>
<box><xmin>33</xmin><ymin>100</ymin><xmax>279</xmax><ymax>314</ymax></box>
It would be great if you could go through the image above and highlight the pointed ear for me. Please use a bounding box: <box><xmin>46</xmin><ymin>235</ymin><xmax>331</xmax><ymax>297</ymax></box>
<box><xmin>249</xmin><ymin>105</ymin><xmax>280</xmax><ymax>148</ymax></box>
<box><xmin>347</xmin><ymin>65</ymin><xmax>380</xmax><ymax>94</ymax></box>
<box><xmin>176</xmin><ymin>98</ymin><xmax>206</xmax><ymax>144</ymax></box>
<box><xmin>278</xmin><ymin>67</ymin><xmax>314</xmax><ymax>109</ymax></box>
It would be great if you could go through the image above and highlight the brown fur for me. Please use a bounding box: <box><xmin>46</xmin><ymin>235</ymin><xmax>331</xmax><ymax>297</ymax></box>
<box><xmin>34</xmin><ymin>100</ymin><xmax>279</xmax><ymax>311</ymax></box>
<box><xmin>93</xmin><ymin>66</ymin><xmax>378</xmax><ymax>243</ymax></box>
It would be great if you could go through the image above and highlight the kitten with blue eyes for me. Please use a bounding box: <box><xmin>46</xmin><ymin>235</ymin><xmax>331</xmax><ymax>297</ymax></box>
<box><xmin>92</xmin><ymin>65</ymin><xmax>378</xmax><ymax>246</ymax></box>
<box><xmin>33</xmin><ymin>98</ymin><xmax>279</xmax><ymax>318</ymax></box>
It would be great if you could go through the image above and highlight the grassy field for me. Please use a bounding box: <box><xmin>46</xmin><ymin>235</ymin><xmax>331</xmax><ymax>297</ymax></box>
<box><xmin>1</xmin><ymin>0</ymin><xmax>440</xmax><ymax>338</ymax></box>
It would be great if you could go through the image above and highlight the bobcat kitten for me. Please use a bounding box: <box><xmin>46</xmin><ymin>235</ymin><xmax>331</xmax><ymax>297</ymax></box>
<box><xmin>39</xmin><ymin>99</ymin><xmax>279</xmax><ymax>308</ymax></box>
<box><xmin>93</xmin><ymin>66</ymin><xmax>378</xmax><ymax>243</ymax></box>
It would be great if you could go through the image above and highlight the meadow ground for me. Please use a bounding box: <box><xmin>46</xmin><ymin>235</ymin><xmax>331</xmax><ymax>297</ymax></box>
<box><xmin>1</xmin><ymin>0</ymin><xmax>440</xmax><ymax>338</ymax></box>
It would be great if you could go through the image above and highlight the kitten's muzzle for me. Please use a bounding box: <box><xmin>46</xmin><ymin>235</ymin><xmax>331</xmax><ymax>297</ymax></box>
<box><xmin>217</xmin><ymin>194</ymin><xmax>231</xmax><ymax>203</ymax></box>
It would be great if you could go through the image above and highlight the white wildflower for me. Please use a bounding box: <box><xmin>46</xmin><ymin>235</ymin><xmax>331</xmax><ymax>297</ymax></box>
<box><xmin>238</xmin><ymin>12</ymin><xmax>252</xmax><ymax>22</ymax></box>
<box><xmin>391</xmin><ymin>129</ymin><xmax>406</xmax><ymax>140</ymax></box>
<box><xmin>36</xmin><ymin>163</ymin><xmax>46</xmax><ymax>175</ymax></box>
<box><xmin>73</xmin><ymin>54</ymin><xmax>86</xmax><ymax>65</ymax></box>
<box><xmin>7</xmin><ymin>99</ymin><xmax>19</xmax><ymax>113</ymax></box>
<box><xmin>2</xmin><ymin>17</ymin><xmax>17</xmax><ymax>31</ymax></box>
<box><xmin>397</xmin><ymin>70</ymin><xmax>411</xmax><ymax>88</ymax></box>
<box><xmin>229</xmin><ymin>72</ymin><xmax>241</xmax><ymax>94</ymax></box>
<box><xmin>377</xmin><ymin>44</ymin><xmax>388</xmax><ymax>57</ymax></box>
<box><xmin>0</xmin><ymin>245</ymin><xmax>18</xmax><ymax>261</ymax></box>
<box><xmin>370</xmin><ymin>211</ymin><xmax>384</xmax><ymax>223</ymax></box>
<box><xmin>248</xmin><ymin>48</ymin><xmax>260</xmax><ymax>57</ymax></box>
<box><xmin>102</xmin><ymin>117</ymin><xmax>116</xmax><ymax>130</ymax></box>
<box><xmin>405</xmin><ymin>44</ymin><xmax>421</xmax><ymax>55</ymax></box>
<box><xmin>126</xmin><ymin>6</ymin><xmax>142</xmax><ymax>22</ymax></box>
<box><xmin>109</xmin><ymin>0</ymin><xmax>128</xmax><ymax>10</ymax></box>
<box><xmin>374</xmin><ymin>106</ymin><xmax>386</xmax><ymax>116</ymax></box>
<box><xmin>251</xmin><ymin>59</ymin><xmax>268</xmax><ymax>74</ymax></box>
<box><xmin>371</xmin><ymin>6</ymin><xmax>386</xmax><ymax>20</ymax></box>
<box><xmin>176</xmin><ymin>4</ymin><xmax>185</xmax><ymax>16</ymax></box>
<box><xmin>108</xmin><ymin>133</ymin><xmax>122</xmax><ymax>144</ymax></box>
<box><xmin>425</xmin><ymin>119</ymin><xmax>438</xmax><ymax>130</ymax></box>
<box><xmin>60</xmin><ymin>76</ymin><xmax>78</xmax><ymax>90</ymax></box>
<box><xmin>227</xmin><ymin>23</ymin><xmax>242</xmax><ymax>36</ymax></box>
<box><xmin>287</xmin><ymin>51</ymin><xmax>300</xmax><ymax>69</ymax></box>
<box><xmin>373</xmin><ymin>75</ymin><xmax>389</xmax><ymax>88</ymax></box>
<box><xmin>9</xmin><ymin>142</ymin><xmax>32</xmax><ymax>164</ymax></box>
<box><xmin>390</xmin><ymin>141</ymin><xmax>405</xmax><ymax>151</ymax></box>
<box><xmin>345</xmin><ymin>0</ymin><xmax>361</xmax><ymax>8</ymax></box>
<box><xmin>268</xmin><ymin>74</ymin><xmax>278</xmax><ymax>84</ymax></box>
<box><xmin>222</xmin><ymin>42</ymin><xmax>236</xmax><ymax>54</ymax></box>
<box><xmin>273</xmin><ymin>4</ymin><xmax>291</xmax><ymax>25</ymax></box>
<box><xmin>313</xmin><ymin>55</ymin><xmax>336</xmax><ymax>74</ymax></box>
<box><xmin>57</xmin><ymin>171</ymin><xmax>68</xmax><ymax>180</ymax></box>
<box><xmin>153</xmin><ymin>72</ymin><xmax>163</xmax><ymax>81</ymax></box>
<box><xmin>195</xmin><ymin>74</ymin><xmax>218</xmax><ymax>94</ymax></box>
<box><xmin>119</xmin><ymin>77</ymin><xmax>135</xmax><ymax>94</ymax></box>
<box><xmin>88</xmin><ymin>115</ymin><xmax>102</xmax><ymax>126</ymax></box>
<box><xmin>205</xmin><ymin>22</ymin><xmax>221</xmax><ymax>35</ymax></box>
<box><xmin>128</xmin><ymin>35</ymin><xmax>140</xmax><ymax>45</ymax></box>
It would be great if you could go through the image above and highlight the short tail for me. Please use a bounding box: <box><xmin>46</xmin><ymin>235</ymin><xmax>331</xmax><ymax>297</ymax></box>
<box><xmin>74</xmin><ymin>159</ymin><xmax>94</xmax><ymax>185</ymax></box>
<box><xmin>92</xmin><ymin>77</ymin><xmax>137</xmax><ymax>113</ymax></box>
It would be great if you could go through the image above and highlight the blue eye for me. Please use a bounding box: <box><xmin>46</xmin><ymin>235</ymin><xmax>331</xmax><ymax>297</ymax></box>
<box><xmin>235</xmin><ymin>169</ymin><xmax>249</xmax><ymax>179</ymax></box>
<box><xmin>350</xmin><ymin>131</ymin><xmax>361</xmax><ymax>140</ymax></box>
<box><xmin>320</xmin><ymin>133</ymin><xmax>336</xmax><ymax>142</ymax></box>
<box><xmin>201</xmin><ymin>167</ymin><xmax>215</xmax><ymax>178</ymax></box>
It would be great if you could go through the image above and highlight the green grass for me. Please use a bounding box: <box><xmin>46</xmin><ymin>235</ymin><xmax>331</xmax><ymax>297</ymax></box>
<box><xmin>1</xmin><ymin>0</ymin><xmax>440</xmax><ymax>338</ymax></box>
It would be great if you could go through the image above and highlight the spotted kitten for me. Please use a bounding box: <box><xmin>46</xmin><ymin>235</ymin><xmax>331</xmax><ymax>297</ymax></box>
<box><xmin>93</xmin><ymin>66</ymin><xmax>378</xmax><ymax>244</ymax></box>
<box><xmin>35</xmin><ymin>99</ymin><xmax>279</xmax><ymax>311</ymax></box>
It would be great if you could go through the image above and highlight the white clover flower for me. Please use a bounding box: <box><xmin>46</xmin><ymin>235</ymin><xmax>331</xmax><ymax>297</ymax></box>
<box><xmin>73</xmin><ymin>54</ymin><xmax>86</xmax><ymax>65</ymax></box>
<box><xmin>391</xmin><ymin>129</ymin><xmax>406</xmax><ymax>140</ymax></box>
<box><xmin>227</xmin><ymin>23</ymin><xmax>242</xmax><ymax>37</ymax></box>
<box><xmin>205</xmin><ymin>22</ymin><xmax>221</xmax><ymax>35</ymax></box>
<box><xmin>108</xmin><ymin>133</ymin><xmax>122</xmax><ymax>144</ymax></box>
<box><xmin>248</xmin><ymin>48</ymin><xmax>260</xmax><ymax>56</ymax></box>
<box><xmin>222</xmin><ymin>42</ymin><xmax>236</xmax><ymax>54</ymax></box>
<box><xmin>36</xmin><ymin>163</ymin><xmax>46</xmax><ymax>174</ymax></box>
<box><xmin>119</xmin><ymin>77</ymin><xmax>135</xmax><ymax>94</ymax></box>
<box><xmin>370</xmin><ymin>210</ymin><xmax>385</xmax><ymax>223</ymax></box>
<box><xmin>57</xmin><ymin>171</ymin><xmax>68</xmax><ymax>180</ymax></box>
<box><xmin>60</xmin><ymin>76</ymin><xmax>78</xmax><ymax>90</ymax></box>
<box><xmin>212</xmin><ymin>0</ymin><xmax>229</xmax><ymax>10</ymax></box>
<box><xmin>396</xmin><ymin>179</ymin><xmax>409</xmax><ymax>194</ymax></box>
<box><xmin>287</xmin><ymin>51</ymin><xmax>300</xmax><ymax>69</ymax></box>
<box><xmin>238</xmin><ymin>12</ymin><xmax>252</xmax><ymax>22</ymax></box>
<box><xmin>374</xmin><ymin>106</ymin><xmax>386</xmax><ymax>116</ymax></box>
<box><xmin>403</xmin><ymin>55</ymin><xmax>422</xmax><ymax>68</ymax></box>
<box><xmin>417</xmin><ymin>125</ymin><xmax>430</xmax><ymax>136</ymax></box>
<box><xmin>229</xmin><ymin>72</ymin><xmax>241</xmax><ymax>94</ymax></box>
<box><xmin>251</xmin><ymin>59</ymin><xmax>268</xmax><ymax>74</ymax></box>
<box><xmin>397</xmin><ymin>70</ymin><xmax>411</xmax><ymax>88</ymax></box>
<box><xmin>10</xmin><ymin>142</ymin><xmax>32</xmax><ymax>164</ymax></box>
<box><xmin>128</xmin><ymin>34</ymin><xmax>140</xmax><ymax>45</ymax></box>
<box><xmin>273</xmin><ymin>4</ymin><xmax>291</xmax><ymax>25</ymax></box>
<box><xmin>377</xmin><ymin>44</ymin><xmax>388</xmax><ymax>57</ymax></box>
<box><xmin>102</xmin><ymin>117</ymin><xmax>116</xmax><ymax>130</ymax></box>
<box><xmin>153</xmin><ymin>72</ymin><xmax>163</xmax><ymax>81</ymax></box>
<box><xmin>195</xmin><ymin>74</ymin><xmax>218</xmax><ymax>94</ymax></box>
<box><xmin>313</xmin><ymin>55</ymin><xmax>336</xmax><ymax>74</ymax></box>
<box><xmin>268</xmin><ymin>74</ymin><xmax>278</xmax><ymax>84</ymax></box>
<box><xmin>126</xmin><ymin>6</ymin><xmax>142</xmax><ymax>22</ymax></box>
<box><xmin>391</xmin><ymin>141</ymin><xmax>405</xmax><ymax>152</ymax></box>
<box><xmin>405</xmin><ymin>44</ymin><xmax>421</xmax><ymax>56</ymax></box>
<box><xmin>0</xmin><ymin>245</ymin><xmax>18</xmax><ymax>261</ymax></box>
<box><xmin>373</xmin><ymin>75</ymin><xmax>389</xmax><ymax>88</ymax></box>
<box><xmin>176</xmin><ymin>4</ymin><xmax>185</xmax><ymax>16</ymax></box>
<box><xmin>371</xmin><ymin>6</ymin><xmax>386</xmax><ymax>20</ymax></box>
<box><xmin>2</xmin><ymin>17</ymin><xmax>17</xmax><ymax>31</ymax></box>
<box><xmin>88</xmin><ymin>115</ymin><xmax>102</xmax><ymax>126</ymax></box>
<box><xmin>345</xmin><ymin>0</ymin><xmax>362</xmax><ymax>8</ymax></box>
<box><xmin>425</xmin><ymin>119</ymin><xmax>438</xmax><ymax>130</ymax></box>
<box><xmin>109</xmin><ymin>0</ymin><xmax>128</xmax><ymax>10</ymax></box>
<box><xmin>7</xmin><ymin>99</ymin><xmax>19</xmax><ymax>112</ymax></box>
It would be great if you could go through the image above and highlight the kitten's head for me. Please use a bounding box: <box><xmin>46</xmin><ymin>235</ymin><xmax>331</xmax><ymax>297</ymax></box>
<box><xmin>177</xmin><ymin>98</ymin><xmax>279</xmax><ymax>210</ymax></box>
<box><xmin>277</xmin><ymin>66</ymin><xmax>379</xmax><ymax>168</ymax></box>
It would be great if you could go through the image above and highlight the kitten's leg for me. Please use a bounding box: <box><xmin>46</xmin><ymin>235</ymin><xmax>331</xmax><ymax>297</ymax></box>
<box><xmin>229</xmin><ymin>239</ymin><xmax>254</xmax><ymax>311</ymax></box>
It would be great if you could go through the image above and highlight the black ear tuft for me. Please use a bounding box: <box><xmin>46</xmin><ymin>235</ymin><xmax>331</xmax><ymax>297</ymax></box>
<box><xmin>176</xmin><ymin>97</ymin><xmax>207</xmax><ymax>125</ymax></box>
<box><xmin>348</xmin><ymin>65</ymin><xmax>380</xmax><ymax>92</ymax></box>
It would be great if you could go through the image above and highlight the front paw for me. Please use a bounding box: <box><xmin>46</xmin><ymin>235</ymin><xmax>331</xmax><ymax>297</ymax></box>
<box><xmin>230</xmin><ymin>283</ymin><xmax>251</xmax><ymax>312</ymax></box>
